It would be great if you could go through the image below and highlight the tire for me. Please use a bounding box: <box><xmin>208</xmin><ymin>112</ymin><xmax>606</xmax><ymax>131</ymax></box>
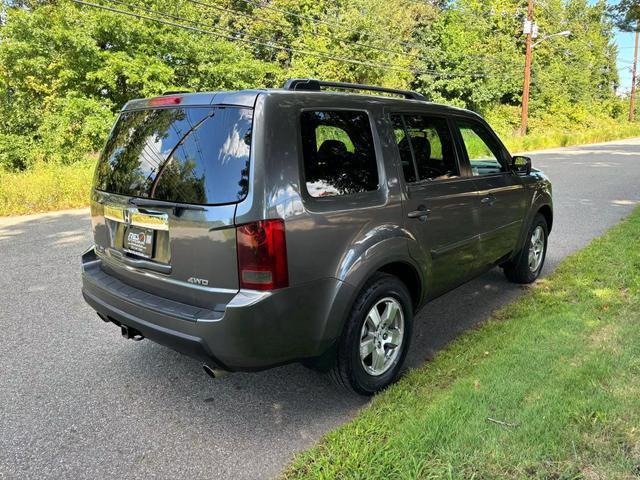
<box><xmin>503</xmin><ymin>213</ymin><xmax>548</xmax><ymax>284</ymax></box>
<box><xmin>328</xmin><ymin>273</ymin><xmax>413</xmax><ymax>395</ymax></box>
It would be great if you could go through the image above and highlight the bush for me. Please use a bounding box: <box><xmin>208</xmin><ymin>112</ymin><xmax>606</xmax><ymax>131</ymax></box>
<box><xmin>484</xmin><ymin>105</ymin><xmax>521</xmax><ymax>137</ymax></box>
<box><xmin>502</xmin><ymin>122</ymin><xmax>640</xmax><ymax>153</ymax></box>
<box><xmin>0</xmin><ymin>133</ymin><xmax>35</xmax><ymax>171</ymax></box>
<box><xmin>0</xmin><ymin>160</ymin><xmax>95</xmax><ymax>216</ymax></box>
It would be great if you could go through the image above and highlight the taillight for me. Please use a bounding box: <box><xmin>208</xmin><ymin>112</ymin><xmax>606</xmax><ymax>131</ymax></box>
<box><xmin>148</xmin><ymin>95</ymin><xmax>183</xmax><ymax>107</ymax></box>
<box><xmin>236</xmin><ymin>219</ymin><xmax>288</xmax><ymax>290</ymax></box>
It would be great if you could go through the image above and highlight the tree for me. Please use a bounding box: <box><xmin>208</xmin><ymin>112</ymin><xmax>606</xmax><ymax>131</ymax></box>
<box><xmin>0</xmin><ymin>0</ymin><xmax>625</xmax><ymax>170</ymax></box>
<box><xmin>0</xmin><ymin>0</ymin><xmax>278</xmax><ymax>169</ymax></box>
<box><xmin>609</xmin><ymin>0</ymin><xmax>640</xmax><ymax>31</ymax></box>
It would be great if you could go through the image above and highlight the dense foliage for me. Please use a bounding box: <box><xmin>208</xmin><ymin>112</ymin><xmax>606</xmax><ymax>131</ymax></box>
<box><xmin>0</xmin><ymin>0</ymin><xmax>628</xmax><ymax>171</ymax></box>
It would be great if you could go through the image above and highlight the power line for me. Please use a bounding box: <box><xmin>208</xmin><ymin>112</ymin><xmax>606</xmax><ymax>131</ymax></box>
<box><xmin>72</xmin><ymin>0</ymin><xmax>411</xmax><ymax>73</ymax></box>
<box><xmin>228</xmin><ymin>0</ymin><xmax>459</xmax><ymax>55</ymax></box>
<box><xmin>231</xmin><ymin>0</ymin><xmax>411</xmax><ymax>46</ymax></box>
<box><xmin>93</xmin><ymin>0</ymin><xmax>423</xmax><ymax>74</ymax></box>
<box><xmin>236</xmin><ymin>0</ymin><xmax>530</xmax><ymax>63</ymax></box>
<box><xmin>73</xmin><ymin>0</ymin><xmax>501</xmax><ymax>79</ymax></box>
<box><xmin>185</xmin><ymin>0</ymin><xmax>421</xmax><ymax>62</ymax></box>
<box><xmin>184</xmin><ymin>0</ymin><xmax>520</xmax><ymax>69</ymax></box>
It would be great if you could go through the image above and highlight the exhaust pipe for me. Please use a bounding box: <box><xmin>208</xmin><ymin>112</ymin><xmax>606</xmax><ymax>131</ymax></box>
<box><xmin>203</xmin><ymin>364</ymin><xmax>230</xmax><ymax>379</ymax></box>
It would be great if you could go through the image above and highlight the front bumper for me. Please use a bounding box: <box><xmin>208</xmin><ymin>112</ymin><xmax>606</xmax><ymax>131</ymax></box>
<box><xmin>81</xmin><ymin>247</ymin><xmax>352</xmax><ymax>371</ymax></box>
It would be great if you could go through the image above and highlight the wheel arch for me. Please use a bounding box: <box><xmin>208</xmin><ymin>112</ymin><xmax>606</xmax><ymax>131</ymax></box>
<box><xmin>324</xmin><ymin>251</ymin><xmax>424</xmax><ymax>348</ymax></box>
<box><xmin>376</xmin><ymin>261</ymin><xmax>423</xmax><ymax>311</ymax></box>
<box><xmin>537</xmin><ymin>204</ymin><xmax>553</xmax><ymax>233</ymax></box>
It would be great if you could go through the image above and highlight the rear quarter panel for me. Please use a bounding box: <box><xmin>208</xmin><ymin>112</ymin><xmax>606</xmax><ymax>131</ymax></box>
<box><xmin>234</xmin><ymin>92</ymin><xmax>422</xmax><ymax>341</ymax></box>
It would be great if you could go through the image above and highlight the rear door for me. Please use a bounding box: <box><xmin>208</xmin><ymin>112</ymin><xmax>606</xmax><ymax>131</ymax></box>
<box><xmin>90</xmin><ymin>103</ymin><xmax>254</xmax><ymax>309</ymax></box>
<box><xmin>452</xmin><ymin>117</ymin><xmax>527</xmax><ymax>266</ymax></box>
<box><xmin>390</xmin><ymin>112</ymin><xmax>482</xmax><ymax>296</ymax></box>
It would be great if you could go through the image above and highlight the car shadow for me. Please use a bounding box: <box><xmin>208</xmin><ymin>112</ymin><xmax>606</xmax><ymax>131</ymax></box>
<box><xmin>100</xmin><ymin>261</ymin><xmax>535</xmax><ymax>421</ymax></box>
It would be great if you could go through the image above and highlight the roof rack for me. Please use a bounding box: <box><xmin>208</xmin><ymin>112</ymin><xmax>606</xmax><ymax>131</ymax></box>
<box><xmin>283</xmin><ymin>79</ymin><xmax>426</xmax><ymax>101</ymax></box>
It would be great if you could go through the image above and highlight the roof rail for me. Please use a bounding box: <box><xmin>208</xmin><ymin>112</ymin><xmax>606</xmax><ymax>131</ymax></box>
<box><xmin>283</xmin><ymin>79</ymin><xmax>427</xmax><ymax>101</ymax></box>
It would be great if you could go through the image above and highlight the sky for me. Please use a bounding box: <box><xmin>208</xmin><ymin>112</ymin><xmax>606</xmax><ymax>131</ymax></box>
<box><xmin>602</xmin><ymin>0</ymin><xmax>636</xmax><ymax>95</ymax></box>
<box><xmin>615</xmin><ymin>29</ymin><xmax>636</xmax><ymax>95</ymax></box>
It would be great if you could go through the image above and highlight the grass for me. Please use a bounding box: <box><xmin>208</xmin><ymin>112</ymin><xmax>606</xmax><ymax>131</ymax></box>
<box><xmin>503</xmin><ymin>123</ymin><xmax>640</xmax><ymax>153</ymax></box>
<box><xmin>283</xmin><ymin>207</ymin><xmax>640</xmax><ymax>480</ymax></box>
<box><xmin>0</xmin><ymin>160</ymin><xmax>94</xmax><ymax>216</ymax></box>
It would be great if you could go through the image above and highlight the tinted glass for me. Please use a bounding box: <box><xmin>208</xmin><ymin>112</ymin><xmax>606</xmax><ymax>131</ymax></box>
<box><xmin>95</xmin><ymin>107</ymin><xmax>252</xmax><ymax>204</ymax></box>
<box><xmin>393</xmin><ymin>114</ymin><xmax>458</xmax><ymax>182</ymax></box>
<box><xmin>391</xmin><ymin>115</ymin><xmax>417</xmax><ymax>183</ymax></box>
<box><xmin>301</xmin><ymin>111</ymin><xmax>379</xmax><ymax>197</ymax></box>
<box><xmin>457</xmin><ymin>120</ymin><xmax>505</xmax><ymax>176</ymax></box>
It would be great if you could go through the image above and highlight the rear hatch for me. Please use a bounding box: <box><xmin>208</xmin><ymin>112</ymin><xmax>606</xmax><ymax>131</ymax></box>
<box><xmin>90</xmin><ymin>96</ymin><xmax>254</xmax><ymax>309</ymax></box>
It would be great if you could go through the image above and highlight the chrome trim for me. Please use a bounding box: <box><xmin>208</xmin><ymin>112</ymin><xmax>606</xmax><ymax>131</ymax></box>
<box><xmin>130</xmin><ymin>211</ymin><xmax>169</xmax><ymax>231</ymax></box>
<box><xmin>103</xmin><ymin>204</ymin><xmax>169</xmax><ymax>231</ymax></box>
<box><xmin>104</xmin><ymin>204</ymin><xmax>126</xmax><ymax>223</ymax></box>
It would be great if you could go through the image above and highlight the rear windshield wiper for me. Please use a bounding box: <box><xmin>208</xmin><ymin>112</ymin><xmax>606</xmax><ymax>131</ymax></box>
<box><xmin>128</xmin><ymin>197</ymin><xmax>206</xmax><ymax>213</ymax></box>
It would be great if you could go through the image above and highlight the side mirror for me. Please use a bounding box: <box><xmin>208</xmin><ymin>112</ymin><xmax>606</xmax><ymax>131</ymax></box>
<box><xmin>511</xmin><ymin>155</ymin><xmax>531</xmax><ymax>175</ymax></box>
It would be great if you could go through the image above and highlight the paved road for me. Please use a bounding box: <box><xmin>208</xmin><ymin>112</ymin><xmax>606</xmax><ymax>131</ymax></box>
<box><xmin>1</xmin><ymin>139</ymin><xmax>639</xmax><ymax>480</ymax></box>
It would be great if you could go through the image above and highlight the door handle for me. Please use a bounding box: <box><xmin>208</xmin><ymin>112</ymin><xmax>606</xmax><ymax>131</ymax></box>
<box><xmin>481</xmin><ymin>195</ymin><xmax>497</xmax><ymax>206</ymax></box>
<box><xmin>407</xmin><ymin>206</ymin><xmax>431</xmax><ymax>221</ymax></box>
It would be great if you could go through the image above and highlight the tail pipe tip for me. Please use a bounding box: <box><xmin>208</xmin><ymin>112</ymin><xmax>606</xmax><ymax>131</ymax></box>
<box><xmin>203</xmin><ymin>364</ymin><xmax>230</xmax><ymax>379</ymax></box>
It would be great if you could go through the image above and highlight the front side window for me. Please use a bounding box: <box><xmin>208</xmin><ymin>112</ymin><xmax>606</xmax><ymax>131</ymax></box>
<box><xmin>456</xmin><ymin>120</ymin><xmax>506</xmax><ymax>176</ymax></box>
<box><xmin>301</xmin><ymin>110</ymin><xmax>379</xmax><ymax>198</ymax></box>
<box><xmin>391</xmin><ymin>114</ymin><xmax>458</xmax><ymax>182</ymax></box>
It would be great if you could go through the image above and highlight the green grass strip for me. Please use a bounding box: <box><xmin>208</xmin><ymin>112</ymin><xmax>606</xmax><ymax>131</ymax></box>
<box><xmin>503</xmin><ymin>124</ymin><xmax>640</xmax><ymax>153</ymax></box>
<box><xmin>283</xmin><ymin>207</ymin><xmax>640</xmax><ymax>480</ymax></box>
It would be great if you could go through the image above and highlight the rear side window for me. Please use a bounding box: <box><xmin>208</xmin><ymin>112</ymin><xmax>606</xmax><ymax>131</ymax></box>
<box><xmin>95</xmin><ymin>107</ymin><xmax>253</xmax><ymax>205</ymax></box>
<box><xmin>391</xmin><ymin>114</ymin><xmax>458</xmax><ymax>182</ymax></box>
<box><xmin>300</xmin><ymin>110</ymin><xmax>379</xmax><ymax>198</ymax></box>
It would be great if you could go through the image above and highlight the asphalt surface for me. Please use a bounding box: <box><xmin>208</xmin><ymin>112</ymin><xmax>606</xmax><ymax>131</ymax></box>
<box><xmin>1</xmin><ymin>138</ymin><xmax>639</xmax><ymax>480</ymax></box>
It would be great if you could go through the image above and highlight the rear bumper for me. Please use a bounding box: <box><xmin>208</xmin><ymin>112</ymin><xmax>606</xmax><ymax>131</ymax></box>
<box><xmin>81</xmin><ymin>247</ymin><xmax>353</xmax><ymax>371</ymax></box>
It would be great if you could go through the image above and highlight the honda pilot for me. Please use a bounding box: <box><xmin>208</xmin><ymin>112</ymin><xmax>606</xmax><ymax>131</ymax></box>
<box><xmin>81</xmin><ymin>79</ymin><xmax>553</xmax><ymax>395</ymax></box>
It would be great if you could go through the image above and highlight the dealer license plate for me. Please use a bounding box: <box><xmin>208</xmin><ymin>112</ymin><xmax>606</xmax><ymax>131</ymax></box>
<box><xmin>123</xmin><ymin>226</ymin><xmax>154</xmax><ymax>259</ymax></box>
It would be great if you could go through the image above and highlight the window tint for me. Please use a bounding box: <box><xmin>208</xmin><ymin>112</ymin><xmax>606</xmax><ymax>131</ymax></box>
<box><xmin>301</xmin><ymin>111</ymin><xmax>379</xmax><ymax>198</ymax></box>
<box><xmin>391</xmin><ymin>115</ymin><xmax>417</xmax><ymax>183</ymax></box>
<box><xmin>392</xmin><ymin>114</ymin><xmax>458</xmax><ymax>182</ymax></box>
<box><xmin>457</xmin><ymin>120</ymin><xmax>506</xmax><ymax>176</ymax></box>
<box><xmin>96</xmin><ymin>107</ymin><xmax>252</xmax><ymax>204</ymax></box>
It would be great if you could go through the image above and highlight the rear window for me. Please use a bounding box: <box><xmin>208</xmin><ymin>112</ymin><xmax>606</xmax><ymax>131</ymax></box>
<box><xmin>95</xmin><ymin>106</ymin><xmax>253</xmax><ymax>205</ymax></box>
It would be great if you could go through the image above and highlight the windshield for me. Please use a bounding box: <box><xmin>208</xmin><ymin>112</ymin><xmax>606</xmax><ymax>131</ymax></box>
<box><xmin>95</xmin><ymin>106</ymin><xmax>253</xmax><ymax>205</ymax></box>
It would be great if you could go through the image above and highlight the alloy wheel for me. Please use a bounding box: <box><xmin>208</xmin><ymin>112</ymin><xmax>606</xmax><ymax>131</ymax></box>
<box><xmin>359</xmin><ymin>297</ymin><xmax>405</xmax><ymax>376</ymax></box>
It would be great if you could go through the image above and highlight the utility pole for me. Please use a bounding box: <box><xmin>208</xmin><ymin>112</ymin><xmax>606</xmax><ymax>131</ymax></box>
<box><xmin>630</xmin><ymin>26</ymin><xmax>639</xmax><ymax>122</ymax></box>
<box><xmin>520</xmin><ymin>0</ymin><xmax>534</xmax><ymax>136</ymax></box>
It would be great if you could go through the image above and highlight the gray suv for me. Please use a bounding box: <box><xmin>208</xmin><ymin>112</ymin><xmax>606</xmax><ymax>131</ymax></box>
<box><xmin>81</xmin><ymin>79</ymin><xmax>552</xmax><ymax>394</ymax></box>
